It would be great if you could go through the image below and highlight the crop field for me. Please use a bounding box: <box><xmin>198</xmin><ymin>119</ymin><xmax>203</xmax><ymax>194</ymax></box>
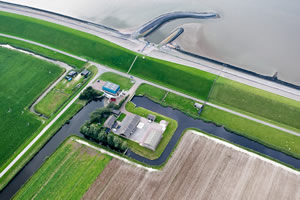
<box><xmin>13</xmin><ymin>139</ymin><xmax>111</xmax><ymax>200</ymax></box>
<box><xmin>35</xmin><ymin>73</ymin><xmax>86</xmax><ymax>117</ymax></box>
<box><xmin>201</xmin><ymin>106</ymin><xmax>300</xmax><ymax>159</ymax></box>
<box><xmin>83</xmin><ymin>132</ymin><xmax>299</xmax><ymax>200</ymax></box>
<box><xmin>98</xmin><ymin>72</ymin><xmax>134</xmax><ymax>90</ymax></box>
<box><xmin>209</xmin><ymin>77</ymin><xmax>300</xmax><ymax>130</ymax></box>
<box><xmin>0</xmin><ymin>47</ymin><xmax>63</xmax><ymax>167</ymax></box>
<box><xmin>0</xmin><ymin>36</ymin><xmax>86</xmax><ymax>69</ymax></box>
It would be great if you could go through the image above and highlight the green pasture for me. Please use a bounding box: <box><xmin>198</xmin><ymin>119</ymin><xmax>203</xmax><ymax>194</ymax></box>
<box><xmin>0</xmin><ymin>47</ymin><xmax>63</xmax><ymax>167</ymax></box>
<box><xmin>13</xmin><ymin>139</ymin><xmax>111</xmax><ymax>200</ymax></box>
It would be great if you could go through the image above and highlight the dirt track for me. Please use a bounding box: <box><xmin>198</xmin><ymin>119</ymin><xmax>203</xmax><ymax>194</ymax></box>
<box><xmin>83</xmin><ymin>132</ymin><xmax>299</xmax><ymax>200</ymax></box>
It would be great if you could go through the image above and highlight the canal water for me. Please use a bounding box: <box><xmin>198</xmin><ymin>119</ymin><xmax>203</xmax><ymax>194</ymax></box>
<box><xmin>128</xmin><ymin>96</ymin><xmax>300</xmax><ymax>168</ymax></box>
<box><xmin>4</xmin><ymin>0</ymin><xmax>300</xmax><ymax>85</ymax></box>
<box><xmin>0</xmin><ymin>97</ymin><xmax>299</xmax><ymax>199</ymax></box>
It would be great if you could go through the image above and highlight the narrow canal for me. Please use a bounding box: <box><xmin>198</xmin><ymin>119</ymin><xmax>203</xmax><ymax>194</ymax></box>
<box><xmin>0</xmin><ymin>97</ymin><xmax>299</xmax><ymax>199</ymax></box>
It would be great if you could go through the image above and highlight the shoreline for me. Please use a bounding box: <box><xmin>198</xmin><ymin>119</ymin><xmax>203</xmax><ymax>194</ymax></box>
<box><xmin>0</xmin><ymin>1</ymin><xmax>299</xmax><ymax>102</ymax></box>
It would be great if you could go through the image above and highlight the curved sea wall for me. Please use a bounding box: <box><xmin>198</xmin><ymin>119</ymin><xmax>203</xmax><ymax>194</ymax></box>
<box><xmin>131</xmin><ymin>11</ymin><xmax>219</xmax><ymax>39</ymax></box>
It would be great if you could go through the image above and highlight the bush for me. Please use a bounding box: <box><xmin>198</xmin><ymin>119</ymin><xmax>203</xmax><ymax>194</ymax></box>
<box><xmin>79</xmin><ymin>86</ymin><xmax>101</xmax><ymax>101</ymax></box>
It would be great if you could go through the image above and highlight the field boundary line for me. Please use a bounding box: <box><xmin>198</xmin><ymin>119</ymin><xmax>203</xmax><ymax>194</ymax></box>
<box><xmin>189</xmin><ymin>130</ymin><xmax>300</xmax><ymax>175</ymax></box>
<box><xmin>73</xmin><ymin>139</ymin><xmax>158</xmax><ymax>172</ymax></box>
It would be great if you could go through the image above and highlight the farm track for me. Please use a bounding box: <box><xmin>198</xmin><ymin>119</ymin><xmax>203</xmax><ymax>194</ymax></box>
<box><xmin>83</xmin><ymin>131</ymin><xmax>300</xmax><ymax>200</ymax></box>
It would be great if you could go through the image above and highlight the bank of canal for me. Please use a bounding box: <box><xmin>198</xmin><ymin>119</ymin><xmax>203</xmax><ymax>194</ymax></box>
<box><xmin>0</xmin><ymin>97</ymin><xmax>299</xmax><ymax>199</ymax></box>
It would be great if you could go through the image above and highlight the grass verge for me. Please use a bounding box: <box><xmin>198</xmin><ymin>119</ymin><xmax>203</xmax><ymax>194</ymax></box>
<box><xmin>13</xmin><ymin>138</ymin><xmax>111</xmax><ymax>200</ymax></box>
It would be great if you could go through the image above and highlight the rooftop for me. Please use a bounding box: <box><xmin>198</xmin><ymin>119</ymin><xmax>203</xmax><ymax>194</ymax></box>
<box><xmin>119</xmin><ymin>115</ymin><xmax>141</xmax><ymax>137</ymax></box>
<box><xmin>104</xmin><ymin>115</ymin><xmax>117</xmax><ymax>129</ymax></box>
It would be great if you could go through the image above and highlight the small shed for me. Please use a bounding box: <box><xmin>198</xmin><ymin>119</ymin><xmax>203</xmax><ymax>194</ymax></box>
<box><xmin>81</xmin><ymin>69</ymin><xmax>90</xmax><ymax>77</ymax></box>
<box><xmin>102</xmin><ymin>82</ymin><xmax>120</xmax><ymax>96</ymax></box>
<box><xmin>147</xmin><ymin>114</ymin><xmax>156</xmax><ymax>122</ymax></box>
<box><xmin>67</xmin><ymin>71</ymin><xmax>77</xmax><ymax>77</ymax></box>
<box><xmin>194</xmin><ymin>103</ymin><xmax>203</xmax><ymax>109</ymax></box>
<box><xmin>112</xmin><ymin>109</ymin><xmax>121</xmax><ymax>115</ymax></box>
<box><xmin>104</xmin><ymin>115</ymin><xmax>117</xmax><ymax>129</ymax></box>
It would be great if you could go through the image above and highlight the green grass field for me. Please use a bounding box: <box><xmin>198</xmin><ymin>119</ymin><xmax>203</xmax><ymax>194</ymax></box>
<box><xmin>13</xmin><ymin>139</ymin><xmax>111</xmax><ymax>200</ymax></box>
<box><xmin>0</xmin><ymin>11</ymin><xmax>136</xmax><ymax>72</ymax></box>
<box><xmin>209</xmin><ymin>77</ymin><xmax>300</xmax><ymax>130</ymax></box>
<box><xmin>125</xmin><ymin>102</ymin><xmax>178</xmax><ymax>159</ymax></box>
<box><xmin>0</xmin><ymin>47</ymin><xmax>63</xmax><ymax>167</ymax></box>
<box><xmin>136</xmin><ymin>84</ymin><xmax>201</xmax><ymax>118</ymax></box>
<box><xmin>130</xmin><ymin>57</ymin><xmax>216</xmax><ymax>100</ymax></box>
<box><xmin>201</xmin><ymin>105</ymin><xmax>300</xmax><ymax>159</ymax></box>
<box><xmin>0</xmin><ymin>36</ymin><xmax>86</xmax><ymax>69</ymax></box>
<box><xmin>35</xmin><ymin>72</ymin><xmax>86</xmax><ymax>117</ymax></box>
<box><xmin>98</xmin><ymin>72</ymin><xmax>134</xmax><ymax>90</ymax></box>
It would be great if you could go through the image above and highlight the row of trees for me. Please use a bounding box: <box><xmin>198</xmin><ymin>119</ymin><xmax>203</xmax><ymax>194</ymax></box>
<box><xmin>80</xmin><ymin>122</ymin><xmax>128</xmax><ymax>152</ymax></box>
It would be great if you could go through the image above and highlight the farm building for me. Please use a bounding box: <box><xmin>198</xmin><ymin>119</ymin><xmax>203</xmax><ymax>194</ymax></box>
<box><xmin>67</xmin><ymin>70</ymin><xmax>78</xmax><ymax>77</ymax></box>
<box><xmin>118</xmin><ymin>115</ymin><xmax>141</xmax><ymax>137</ymax></box>
<box><xmin>102</xmin><ymin>82</ymin><xmax>120</xmax><ymax>96</ymax></box>
<box><xmin>142</xmin><ymin>129</ymin><xmax>163</xmax><ymax>151</ymax></box>
<box><xmin>104</xmin><ymin>115</ymin><xmax>117</xmax><ymax>129</ymax></box>
<box><xmin>81</xmin><ymin>69</ymin><xmax>90</xmax><ymax>77</ymax></box>
<box><xmin>147</xmin><ymin>114</ymin><xmax>156</xmax><ymax>122</ymax></box>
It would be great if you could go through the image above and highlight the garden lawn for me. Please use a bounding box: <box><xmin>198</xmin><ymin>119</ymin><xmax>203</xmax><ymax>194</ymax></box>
<box><xmin>13</xmin><ymin>139</ymin><xmax>111</xmax><ymax>200</ymax></box>
<box><xmin>200</xmin><ymin>105</ymin><xmax>300</xmax><ymax>159</ymax></box>
<box><xmin>125</xmin><ymin>102</ymin><xmax>178</xmax><ymax>159</ymax></box>
<box><xmin>0</xmin><ymin>36</ymin><xmax>86</xmax><ymax>69</ymax></box>
<box><xmin>98</xmin><ymin>72</ymin><xmax>134</xmax><ymax>90</ymax></box>
<box><xmin>209</xmin><ymin>77</ymin><xmax>300</xmax><ymax>130</ymax></box>
<box><xmin>0</xmin><ymin>47</ymin><xmax>63</xmax><ymax>167</ymax></box>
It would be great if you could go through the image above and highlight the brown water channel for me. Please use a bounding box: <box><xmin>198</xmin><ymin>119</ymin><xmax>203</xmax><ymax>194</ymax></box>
<box><xmin>0</xmin><ymin>97</ymin><xmax>299</xmax><ymax>199</ymax></box>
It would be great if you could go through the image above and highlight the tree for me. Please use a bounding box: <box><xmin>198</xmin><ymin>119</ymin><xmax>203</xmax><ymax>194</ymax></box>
<box><xmin>80</xmin><ymin>121</ymin><xmax>90</xmax><ymax>135</ymax></box>
<box><xmin>113</xmin><ymin>136</ymin><xmax>122</xmax><ymax>150</ymax></box>
<box><xmin>90</xmin><ymin>107</ymin><xmax>112</xmax><ymax>123</ymax></box>
<box><xmin>107</xmin><ymin>133</ymin><xmax>114</xmax><ymax>147</ymax></box>
<box><xmin>120</xmin><ymin>141</ymin><xmax>128</xmax><ymax>152</ymax></box>
<box><xmin>98</xmin><ymin>129</ymin><xmax>107</xmax><ymax>143</ymax></box>
<box><xmin>79</xmin><ymin>86</ymin><xmax>101</xmax><ymax>101</ymax></box>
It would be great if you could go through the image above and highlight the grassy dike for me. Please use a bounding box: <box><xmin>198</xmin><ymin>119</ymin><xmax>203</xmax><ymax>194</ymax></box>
<box><xmin>0</xmin><ymin>11</ymin><xmax>216</xmax><ymax>101</ymax></box>
<box><xmin>209</xmin><ymin>77</ymin><xmax>300</xmax><ymax>130</ymax></box>
<box><xmin>13</xmin><ymin>138</ymin><xmax>111</xmax><ymax>200</ymax></box>
<box><xmin>0</xmin><ymin>36</ymin><xmax>86</xmax><ymax>69</ymax></box>
<box><xmin>0</xmin><ymin>67</ymin><xmax>98</xmax><ymax>190</ymax></box>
